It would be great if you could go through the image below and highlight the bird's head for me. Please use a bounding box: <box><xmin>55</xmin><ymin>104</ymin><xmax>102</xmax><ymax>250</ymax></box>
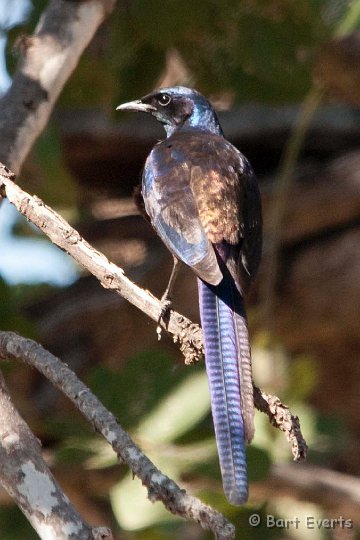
<box><xmin>117</xmin><ymin>86</ymin><xmax>223</xmax><ymax>137</ymax></box>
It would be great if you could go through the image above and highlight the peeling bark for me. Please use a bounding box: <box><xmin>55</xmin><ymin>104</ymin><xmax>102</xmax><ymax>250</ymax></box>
<box><xmin>0</xmin><ymin>371</ymin><xmax>110</xmax><ymax>540</ymax></box>
<box><xmin>0</xmin><ymin>0</ymin><xmax>116</xmax><ymax>174</ymax></box>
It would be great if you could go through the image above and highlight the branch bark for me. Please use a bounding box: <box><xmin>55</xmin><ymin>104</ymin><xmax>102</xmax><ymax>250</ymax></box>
<box><xmin>0</xmin><ymin>0</ymin><xmax>116</xmax><ymax>174</ymax></box>
<box><xmin>253</xmin><ymin>386</ymin><xmax>307</xmax><ymax>461</ymax></box>
<box><xmin>0</xmin><ymin>165</ymin><xmax>204</xmax><ymax>365</ymax></box>
<box><xmin>0</xmin><ymin>368</ymin><xmax>112</xmax><ymax>540</ymax></box>
<box><xmin>271</xmin><ymin>463</ymin><xmax>360</xmax><ymax>505</ymax></box>
<box><xmin>0</xmin><ymin>331</ymin><xmax>235</xmax><ymax>540</ymax></box>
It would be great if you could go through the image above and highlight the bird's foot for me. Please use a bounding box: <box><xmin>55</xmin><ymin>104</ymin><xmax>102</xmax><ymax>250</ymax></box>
<box><xmin>156</xmin><ymin>297</ymin><xmax>173</xmax><ymax>340</ymax></box>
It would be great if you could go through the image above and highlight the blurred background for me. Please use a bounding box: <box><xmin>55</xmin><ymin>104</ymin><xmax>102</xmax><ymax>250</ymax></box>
<box><xmin>0</xmin><ymin>0</ymin><xmax>360</xmax><ymax>538</ymax></box>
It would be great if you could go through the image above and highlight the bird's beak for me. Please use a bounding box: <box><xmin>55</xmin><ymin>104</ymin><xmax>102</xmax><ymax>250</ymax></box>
<box><xmin>116</xmin><ymin>100</ymin><xmax>156</xmax><ymax>113</ymax></box>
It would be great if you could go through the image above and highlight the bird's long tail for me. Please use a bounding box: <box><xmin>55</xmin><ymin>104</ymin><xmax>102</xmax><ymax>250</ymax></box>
<box><xmin>198</xmin><ymin>275</ymin><xmax>254</xmax><ymax>505</ymax></box>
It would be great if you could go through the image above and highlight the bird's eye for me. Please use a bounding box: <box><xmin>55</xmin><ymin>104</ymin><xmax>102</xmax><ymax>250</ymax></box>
<box><xmin>158</xmin><ymin>94</ymin><xmax>171</xmax><ymax>107</ymax></box>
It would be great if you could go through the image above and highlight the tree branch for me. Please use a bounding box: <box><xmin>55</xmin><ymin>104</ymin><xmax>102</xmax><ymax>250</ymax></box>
<box><xmin>0</xmin><ymin>0</ymin><xmax>116</xmax><ymax>174</ymax></box>
<box><xmin>253</xmin><ymin>386</ymin><xmax>307</xmax><ymax>461</ymax></box>
<box><xmin>0</xmin><ymin>166</ymin><xmax>204</xmax><ymax>365</ymax></box>
<box><xmin>271</xmin><ymin>463</ymin><xmax>360</xmax><ymax>504</ymax></box>
<box><xmin>0</xmin><ymin>331</ymin><xmax>235</xmax><ymax>540</ymax></box>
<box><xmin>0</xmin><ymin>166</ymin><xmax>307</xmax><ymax>462</ymax></box>
<box><xmin>0</xmin><ymin>368</ymin><xmax>112</xmax><ymax>540</ymax></box>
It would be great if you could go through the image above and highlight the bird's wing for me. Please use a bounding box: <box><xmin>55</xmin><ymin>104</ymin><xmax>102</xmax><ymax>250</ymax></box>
<box><xmin>142</xmin><ymin>132</ymin><xmax>262</xmax><ymax>291</ymax></box>
<box><xmin>187</xmin><ymin>134</ymin><xmax>262</xmax><ymax>293</ymax></box>
<box><xmin>142</xmin><ymin>143</ymin><xmax>222</xmax><ymax>285</ymax></box>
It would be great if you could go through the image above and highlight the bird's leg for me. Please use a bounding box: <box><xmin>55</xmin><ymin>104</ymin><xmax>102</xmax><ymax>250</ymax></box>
<box><xmin>156</xmin><ymin>256</ymin><xmax>179</xmax><ymax>338</ymax></box>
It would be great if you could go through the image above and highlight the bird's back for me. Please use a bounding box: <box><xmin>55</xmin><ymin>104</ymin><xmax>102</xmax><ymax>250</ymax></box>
<box><xmin>143</xmin><ymin>129</ymin><xmax>262</xmax><ymax>293</ymax></box>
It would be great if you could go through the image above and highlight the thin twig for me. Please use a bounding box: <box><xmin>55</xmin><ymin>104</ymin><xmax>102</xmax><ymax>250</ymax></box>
<box><xmin>271</xmin><ymin>463</ymin><xmax>360</xmax><ymax>504</ymax></box>
<box><xmin>253</xmin><ymin>386</ymin><xmax>307</xmax><ymax>461</ymax></box>
<box><xmin>261</xmin><ymin>1</ymin><xmax>360</xmax><ymax>330</ymax></box>
<box><xmin>0</xmin><ymin>331</ymin><xmax>235</xmax><ymax>540</ymax></box>
<box><xmin>261</xmin><ymin>86</ymin><xmax>324</xmax><ymax>328</ymax></box>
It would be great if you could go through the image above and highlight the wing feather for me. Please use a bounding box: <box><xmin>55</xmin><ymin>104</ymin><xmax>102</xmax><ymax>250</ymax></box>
<box><xmin>142</xmin><ymin>131</ymin><xmax>262</xmax><ymax>290</ymax></box>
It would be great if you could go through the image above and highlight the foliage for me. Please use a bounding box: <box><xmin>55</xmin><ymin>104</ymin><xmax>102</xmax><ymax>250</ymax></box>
<box><xmin>6</xmin><ymin>1</ymin><xmax>357</xmax><ymax>108</ymax></box>
<box><xmin>62</xmin><ymin>349</ymin><xmax>271</xmax><ymax>534</ymax></box>
<box><xmin>0</xmin><ymin>506</ymin><xmax>38</xmax><ymax>540</ymax></box>
<box><xmin>0</xmin><ymin>0</ymin><xmax>359</xmax><ymax>538</ymax></box>
<box><xmin>108</xmin><ymin>0</ymin><xmax>352</xmax><ymax>103</ymax></box>
<box><xmin>0</xmin><ymin>277</ymin><xmax>34</xmax><ymax>335</ymax></box>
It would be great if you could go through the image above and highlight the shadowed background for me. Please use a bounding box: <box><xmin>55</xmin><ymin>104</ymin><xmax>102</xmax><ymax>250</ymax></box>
<box><xmin>0</xmin><ymin>1</ymin><xmax>360</xmax><ymax>538</ymax></box>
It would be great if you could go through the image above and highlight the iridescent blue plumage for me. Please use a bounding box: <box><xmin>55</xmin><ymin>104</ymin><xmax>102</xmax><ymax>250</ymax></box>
<box><xmin>117</xmin><ymin>86</ymin><xmax>262</xmax><ymax>505</ymax></box>
<box><xmin>199</xmin><ymin>273</ymin><xmax>249</xmax><ymax>504</ymax></box>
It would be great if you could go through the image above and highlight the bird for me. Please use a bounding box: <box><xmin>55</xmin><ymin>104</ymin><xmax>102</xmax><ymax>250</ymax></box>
<box><xmin>117</xmin><ymin>86</ymin><xmax>262</xmax><ymax>505</ymax></box>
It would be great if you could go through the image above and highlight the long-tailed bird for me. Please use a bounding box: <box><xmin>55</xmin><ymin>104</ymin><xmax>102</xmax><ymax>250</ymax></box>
<box><xmin>117</xmin><ymin>87</ymin><xmax>262</xmax><ymax>505</ymax></box>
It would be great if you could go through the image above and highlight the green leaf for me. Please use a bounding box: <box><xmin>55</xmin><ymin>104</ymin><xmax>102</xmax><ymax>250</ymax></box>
<box><xmin>247</xmin><ymin>445</ymin><xmax>272</xmax><ymax>482</ymax></box>
<box><xmin>287</xmin><ymin>355</ymin><xmax>318</xmax><ymax>402</ymax></box>
<box><xmin>31</xmin><ymin>123</ymin><xmax>78</xmax><ymax>207</ymax></box>
<box><xmin>135</xmin><ymin>370</ymin><xmax>210</xmax><ymax>443</ymax></box>
<box><xmin>88</xmin><ymin>349</ymin><xmax>207</xmax><ymax>431</ymax></box>
<box><xmin>0</xmin><ymin>506</ymin><xmax>38</xmax><ymax>540</ymax></box>
<box><xmin>111</xmin><ymin>467</ymin><xmax>178</xmax><ymax>530</ymax></box>
<box><xmin>0</xmin><ymin>278</ymin><xmax>34</xmax><ymax>335</ymax></box>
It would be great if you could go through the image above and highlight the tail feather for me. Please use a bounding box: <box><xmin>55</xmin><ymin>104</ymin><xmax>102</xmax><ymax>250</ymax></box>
<box><xmin>233</xmin><ymin>303</ymin><xmax>255</xmax><ymax>442</ymax></box>
<box><xmin>198</xmin><ymin>276</ymin><xmax>254</xmax><ymax>505</ymax></box>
